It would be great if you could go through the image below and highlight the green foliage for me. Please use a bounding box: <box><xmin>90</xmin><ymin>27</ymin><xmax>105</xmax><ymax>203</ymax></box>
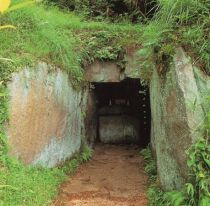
<box><xmin>81</xmin><ymin>31</ymin><xmax>123</xmax><ymax>62</ymax></box>
<box><xmin>163</xmin><ymin>138</ymin><xmax>210</xmax><ymax>206</ymax></box>
<box><xmin>48</xmin><ymin>0</ymin><xmax>155</xmax><ymax>22</ymax></box>
<box><xmin>147</xmin><ymin>186</ymin><xmax>168</xmax><ymax>206</ymax></box>
<box><xmin>140</xmin><ymin>146</ymin><xmax>157</xmax><ymax>182</ymax></box>
<box><xmin>140</xmin><ymin>146</ymin><xmax>168</xmax><ymax>205</ymax></box>
<box><xmin>156</xmin><ymin>0</ymin><xmax>209</xmax><ymax>25</ymax></box>
<box><xmin>0</xmin><ymin>87</ymin><xmax>8</xmax><ymax>166</ymax></box>
<box><xmin>184</xmin><ymin>139</ymin><xmax>210</xmax><ymax>205</ymax></box>
<box><xmin>80</xmin><ymin>30</ymin><xmax>135</xmax><ymax>69</ymax></box>
<box><xmin>49</xmin><ymin>0</ymin><xmax>110</xmax><ymax>18</ymax></box>
<box><xmin>79</xmin><ymin>145</ymin><xmax>93</xmax><ymax>162</ymax></box>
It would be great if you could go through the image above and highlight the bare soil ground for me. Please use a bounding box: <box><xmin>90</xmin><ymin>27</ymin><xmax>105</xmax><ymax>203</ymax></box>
<box><xmin>54</xmin><ymin>144</ymin><xmax>148</xmax><ymax>206</ymax></box>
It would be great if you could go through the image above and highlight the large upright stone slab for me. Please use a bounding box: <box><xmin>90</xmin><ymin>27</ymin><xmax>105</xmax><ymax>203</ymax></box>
<box><xmin>7</xmin><ymin>62</ymin><xmax>87</xmax><ymax>168</ymax></box>
<box><xmin>150</xmin><ymin>48</ymin><xmax>208</xmax><ymax>190</ymax></box>
<box><xmin>85</xmin><ymin>61</ymin><xmax>122</xmax><ymax>82</ymax></box>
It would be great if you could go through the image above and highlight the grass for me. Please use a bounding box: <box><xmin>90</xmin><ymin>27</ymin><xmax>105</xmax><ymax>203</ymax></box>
<box><xmin>0</xmin><ymin>162</ymin><xmax>65</xmax><ymax>206</ymax></box>
<box><xmin>0</xmin><ymin>145</ymin><xmax>93</xmax><ymax>206</ymax></box>
<box><xmin>138</xmin><ymin>0</ymin><xmax>210</xmax><ymax>82</ymax></box>
<box><xmin>0</xmin><ymin>1</ymin><xmax>143</xmax><ymax>86</ymax></box>
<box><xmin>1</xmin><ymin>3</ymin><xmax>83</xmax><ymax>85</ymax></box>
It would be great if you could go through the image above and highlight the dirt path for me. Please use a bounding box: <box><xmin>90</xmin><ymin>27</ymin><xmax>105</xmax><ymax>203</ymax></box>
<box><xmin>54</xmin><ymin>144</ymin><xmax>148</xmax><ymax>206</ymax></box>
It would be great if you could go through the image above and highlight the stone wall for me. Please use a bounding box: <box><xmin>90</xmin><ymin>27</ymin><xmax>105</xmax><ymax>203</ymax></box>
<box><xmin>85</xmin><ymin>90</ymin><xmax>98</xmax><ymax>145</ymax></box>
<box><xmin>150</xmin><ymin>47</ymin><xmax>210</xmax><ymax>190</ymax></box>
<box><xmin>7</xmin><ymin>62</ymin><xmax>88</xmax><ymax>168</ymax></box>
<box><xmin>99</xmin><ymin>115</ymin><xmax>140</xmax><ymax>144</ymax></box>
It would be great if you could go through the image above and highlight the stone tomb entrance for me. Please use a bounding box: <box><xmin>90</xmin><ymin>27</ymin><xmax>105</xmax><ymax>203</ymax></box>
<box><xmin>7</xmin><ymin>48</ymin><xmax>209</xmax><ymax>194</ymax></box>
<box><xmin>89</xmin><ymin>79</ymin><xmax>151</xmax><ymax>146</ymax></box>
<box><xmin>55</xmin><ymin>78</ymin><xmax>151</xmax><ymax>205</ymax></box>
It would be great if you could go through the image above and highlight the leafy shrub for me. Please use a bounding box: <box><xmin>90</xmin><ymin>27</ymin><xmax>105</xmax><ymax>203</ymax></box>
<box><xmin>140</xmin><ymin>146</ymin><xmax>157</xmax><ymax>182</ymax></box>
<box><xmin>47</xmin><ymin>0</ymin><xmax>157</xmax><ymax>22</ymax></box>
<box><xmin>164</xmin><ymin>138</ymin><xmax>210</xmax><ymax>206</ymax></box>
<box><xmin>81</xmin><ymin>30</ymin><xmax>125</xmax><ymax>65</ymax></box>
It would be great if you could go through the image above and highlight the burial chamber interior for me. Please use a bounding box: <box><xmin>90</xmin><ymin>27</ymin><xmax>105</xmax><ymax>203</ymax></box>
<box><xmin>90</xmin><ymin>78</ymin><xmax>151</xmax><ymax>147</ymax></box>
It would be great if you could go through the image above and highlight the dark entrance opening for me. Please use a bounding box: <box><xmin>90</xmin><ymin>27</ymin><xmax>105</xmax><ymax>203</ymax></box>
<box><xmin>91</xmin><ymin>78</ymin><xmax>151</xmax><ymax>147</ymax></box>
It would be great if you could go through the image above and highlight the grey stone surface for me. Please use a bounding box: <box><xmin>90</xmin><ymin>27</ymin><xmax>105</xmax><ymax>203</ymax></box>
<box><xmin>193</xmin><ymin>67</ymin><xmax>210</xmax><ymax>114</ymax></box>
<box><xmin>7</xmin><ymin>62</ymin><xmax>88</xmax><ymax>167</ymax></box>
<box><xmin>85</xmin><ymin>61</ymin><xmax>122</xmax><ymax>82</ymax></box>
<box><xmin>99</xmin><ymin>115</ymin><xmax>140</xmax><ymax>144</ymax></box>
<box><xmin>99</xmin><ymin>106</ymin><xmax>130</xmax><ymax>115</ymax></box>
<box><xmin>124</xmin><ymin>48</ymin><xmax>141</xmax><ymax>78</ymax></box>
<box><xmin>85</xmin><ymin>50</ymin><xmax>140</xmax><ymax>83</ymax></box>
<box><xmin>150</xmin><ymin>47</ymin><xmax>209</xmax><ymax>190</ymax></box>
<box><xmin>85</xmin><ymin>89</ymin><xmax>98</xmax><ymax>146</ymax></box>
